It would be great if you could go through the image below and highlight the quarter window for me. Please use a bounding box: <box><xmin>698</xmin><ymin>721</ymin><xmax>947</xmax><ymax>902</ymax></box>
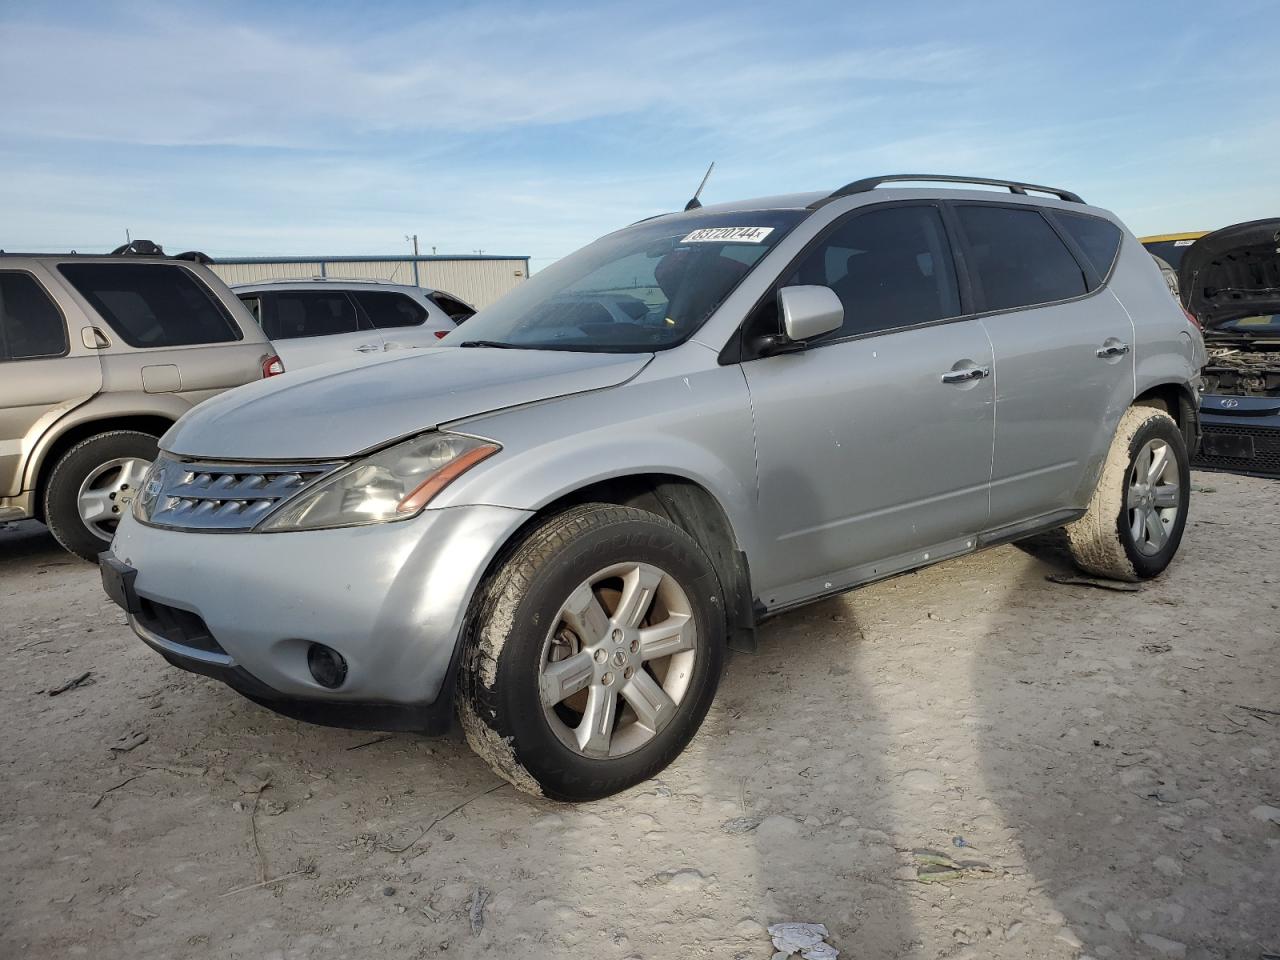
<box><xmin>783</xmin><ymin>205</ymin><xmax>961</xmax><ymax>340</ymax></box>
<box><xmin>955</xmin><ymin>205</ymin><xmax>1088</xmax><ymax>311</ymax></box>
<box><xmin>0</xmin><ymin>272</ymin><xmax>68</xmax><ymax>360</ymax></box>
<box><xmin>349</xmin><ymin>290</ymin><xmax>427</xmax><ymax>329</ymax></box>
<box><xmin>59</xmin><ymin>263</ymin><xmax>241</xmax><ymax>348</ymax></box>
<box><xmin>1054</xmin><ymin>212</ymin><xmax>1123</xmax><ymax>284</ymax></box>
<box><xmin>254</xmin><ymin>291</ymin><xmax>363</xmax><ymax>341</ymax></box>
<box><xmin>430</xmin><ymin>292</ymin><xmax>475</xmax><ymax>323</ymax></box>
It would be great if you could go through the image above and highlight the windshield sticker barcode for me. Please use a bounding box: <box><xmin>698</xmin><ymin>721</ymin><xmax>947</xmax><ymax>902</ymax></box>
<box><xmin>681</xmin><ymin>226</ymin><xmax>774</xmax><ymax>244</ymax></box>
<box><xmin>1174</xmin><ymin>239</ymin><xmax>1195</xmax><ymax>246</ymax></box>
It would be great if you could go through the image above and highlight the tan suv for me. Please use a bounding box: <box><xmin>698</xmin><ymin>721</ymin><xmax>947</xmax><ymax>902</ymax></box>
<box><xmin>0</xmin><ymin>245</ymin><xmax>280</xmax><ymax>559</ymax></box>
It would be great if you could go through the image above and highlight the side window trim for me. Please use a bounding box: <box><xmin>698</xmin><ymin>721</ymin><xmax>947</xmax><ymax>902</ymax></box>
<box><xmin>345</xmin><ymin>291</ymin><xmax>378</xmax><ymax>332</ymax></box>
<box><xmin>944</xmin><ymin>199</ymin><xmax>1101</xmax><ymax>317</ymax></box>
<box><xmin>0</xmin><ymin>268</ymin><xmax>72</xmax><ymax>363</ymax></box>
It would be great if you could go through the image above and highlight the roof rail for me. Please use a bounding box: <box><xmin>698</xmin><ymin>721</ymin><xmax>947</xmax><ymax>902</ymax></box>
<box><xmin>824</xmin><ymin>174</ymin><xmax>1083</xmax><ymax>204</ymax></box>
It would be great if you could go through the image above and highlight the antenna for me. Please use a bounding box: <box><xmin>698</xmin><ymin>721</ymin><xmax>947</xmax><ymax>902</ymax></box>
<box><xmin>684</xmin><ymin>162</ymin><xmax>716</xmax><ymax>211</ymax></box>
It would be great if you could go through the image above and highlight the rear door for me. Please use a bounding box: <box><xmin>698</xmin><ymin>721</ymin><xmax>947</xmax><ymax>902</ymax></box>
<box><xmin>57</xmin><ymin>260</ymin><xmax>267</xmax><ymax>404</ymax></box>
<box><xmin>741</xmin><ymin>202</ymin><xmax>995</xmax><ymax>606</ymax></box>
<box><xmin>251</xmin><ymin>288</ymin><xmax>385</xmax><ymax>369</ymax></box>
<box><xmin>0</xmin><ymin>266</ymin><xmax>102</xmax><ymax>498</ymax></box>
<box><xmin>347</xmin><ymin>288</ymin><xmax>452</xmax><ymax>351</ymax></box>
<box><xmin>952</xmin><ymin>203</ymin><xmax>1134</xmax><ymax>529</ymax></box>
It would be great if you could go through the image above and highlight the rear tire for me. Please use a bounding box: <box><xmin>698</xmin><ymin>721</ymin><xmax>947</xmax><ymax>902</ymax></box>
<box><xmin>459</xmin><ymin>503</ymin><xmax>726</xmax><ymax>801</ymax></box>
<box><xmin>44</xmin><ymin>431</ymin><xmax>158</xmax><ymax>562</ymax></box>
<box><xmin>1063</xmin><ymin>406</ymin><xmax>1190</xmax><ymax>581</ymax></box>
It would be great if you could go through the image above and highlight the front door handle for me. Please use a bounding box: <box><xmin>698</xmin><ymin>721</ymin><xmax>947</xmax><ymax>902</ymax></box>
<box><xmin>1096</xmin><ymin>341</ymin><xmax>1130</xmax><ymax>358</ymax></box>
<box><xmin>941</xmin><ymin>365</ymin><xmax>991</xmax><ymax>384</ymax></box>
<box><xmin>354</xmin><ymin>343</ymin><xmax>381</xmax><ymax>353</ymax></box>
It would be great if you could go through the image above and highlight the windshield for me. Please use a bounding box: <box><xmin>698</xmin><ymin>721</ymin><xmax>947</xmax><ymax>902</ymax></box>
<box><xmin>445</xmin><ymin>209</ymin><xmax>808</xmax><ymax>352</ymax></box>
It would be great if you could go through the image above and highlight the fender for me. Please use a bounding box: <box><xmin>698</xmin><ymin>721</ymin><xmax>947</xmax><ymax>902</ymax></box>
<box><xmin>433</xmin><ymin>368</ymin><xmax>765</xmax><ymax>572</ymax></box>
<box><xmin>22</xmin><ymin>391</ymin><xmax>193</xmax><ymax>493</ymax></box>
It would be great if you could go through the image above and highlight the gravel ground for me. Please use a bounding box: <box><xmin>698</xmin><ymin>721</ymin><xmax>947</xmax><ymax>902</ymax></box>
<box><xmin>1</xmin><ymin>470</ymin><xmax>1277</xmax><ymax>960</ymax></box>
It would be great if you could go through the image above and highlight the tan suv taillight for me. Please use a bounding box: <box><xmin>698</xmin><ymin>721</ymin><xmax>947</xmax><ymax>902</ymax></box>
<box><xmin>262</xmin><ymin>354</ymin><xmax>285</xmax><ymax>378</ymax></box>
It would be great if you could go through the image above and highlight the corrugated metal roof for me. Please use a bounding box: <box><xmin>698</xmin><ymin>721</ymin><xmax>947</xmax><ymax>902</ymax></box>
<box><xmin>213</xmin><ymin>254</ymin><xmax>529</xmax><ymax>264</ymax></box>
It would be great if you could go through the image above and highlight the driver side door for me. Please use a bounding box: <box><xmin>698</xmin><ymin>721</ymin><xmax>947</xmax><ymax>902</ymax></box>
<box><xmin>740</xmin><ymin>203</ymin><xmax>996</xmax><ymax>608</ymax></box>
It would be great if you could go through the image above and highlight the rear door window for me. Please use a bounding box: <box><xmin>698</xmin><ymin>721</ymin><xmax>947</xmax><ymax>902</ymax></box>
<box><xmin>58</xmin><ymin>263</ymin><xmax>241</xmax><ymax>348</ymax></box>
<box><xmin>954</xmin><ymin>205</ymin><xmax>1088</xmax><ymax>312</ymax></box>
<box><xmin>255</xmin><ymin>290</ymin><xmax>363</xmax><ymax>340</ymax></box>
<box><xmin>1053</xmin><ymin>212</ymin><xmax>1123</xmax><ymax>284</ymax></box>
<box><xmin>0</xmin><ymin>271</ymin><xmax>68</xmax><ymax>361</ymax></box>
<box><xmin>781</xmin><ymin>204</ymin><xmax>962</xmax><ymax>340</ymax></box>
<box><xmin>349</xmin><ymin>290</ymin><xmax>428</xmax><ymax>329</ymax></box>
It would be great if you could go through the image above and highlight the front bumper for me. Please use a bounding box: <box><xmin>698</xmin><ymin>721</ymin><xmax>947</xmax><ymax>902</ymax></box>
<box><xmin>1195</xmin><ymin>393</ymin><xmax>1280</xmax><ymax>479</ymax></box>
<box><xmin>105</xmin><ymin>503</ymin><xmax>532</xmax><ymax>730</ymax></box>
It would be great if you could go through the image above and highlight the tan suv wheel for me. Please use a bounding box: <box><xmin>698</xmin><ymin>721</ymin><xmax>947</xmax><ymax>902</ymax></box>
<box><xmin>44</xmin><ymin>430</ymin><xmax>159</xmax><ymax>562</ymax></box>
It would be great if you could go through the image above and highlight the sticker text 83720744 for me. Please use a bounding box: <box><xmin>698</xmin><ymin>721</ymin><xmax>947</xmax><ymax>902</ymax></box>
<box><xmin>681</xmin><ymin>226</ymin><xmax>775</xmax><ymax>244</ymax></box>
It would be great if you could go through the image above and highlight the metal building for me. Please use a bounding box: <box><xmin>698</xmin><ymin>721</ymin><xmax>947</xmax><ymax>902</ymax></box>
<box><xmin>208</xmin><ymin>254</ymin><xmax>530</xmax><ymax>309</ymax></box>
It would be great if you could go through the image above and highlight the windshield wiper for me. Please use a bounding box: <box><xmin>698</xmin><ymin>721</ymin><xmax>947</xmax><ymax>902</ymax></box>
<box><xmin>458</xmin><ymin>339</ymin><xmax>522</xmax><ymax>349</ymax></box>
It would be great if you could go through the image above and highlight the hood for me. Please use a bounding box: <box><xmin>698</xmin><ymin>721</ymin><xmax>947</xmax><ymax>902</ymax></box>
<box><xmin>163</xmin><ymin>347</ymin><xmax>652</xmax><ymax>460</ymax></box>
<box><xmin>1178</xmin><ymin>218</ymin><xmax>1280</xmax><ymax>328</ymax></box>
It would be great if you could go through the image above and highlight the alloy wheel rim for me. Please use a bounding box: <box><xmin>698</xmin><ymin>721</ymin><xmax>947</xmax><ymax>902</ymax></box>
<box><xmin>1126</xmin><ymin>438</ymin><xmax>1180</xmax><ymax>556</ymax></box>
<box><xmin>76</xmin><ymin>457</ymin><xmax>151</xmax><ymax>541</ymax></box>
<box><xmin>538</xmin><ymin>561</ymin><xmax>697</xmax><ymax>759</ymax></box>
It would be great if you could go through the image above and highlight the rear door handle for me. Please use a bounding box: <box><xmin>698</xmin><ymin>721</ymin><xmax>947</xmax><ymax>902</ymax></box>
<box><xmin>354</xmin><ymin>343</ymin><xmax>381</xmax><ymax>353</ymax></box>
<box><xmin>1096</xmin><ymin>341</ymin><xmax>1130</xmax><ymax>358</ymax></box>
<box><xmin>941</xmin><ymin>365</ymin><xmax>990</xmax><ymax>384</ymax></box>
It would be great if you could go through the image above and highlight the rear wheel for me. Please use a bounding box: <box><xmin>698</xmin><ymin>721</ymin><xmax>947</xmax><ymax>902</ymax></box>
<box><xmin>1063</xmin><ymin>406</ymin><xmax>1190</xmax><ymax>581</ymax></box>
<box><xmin>44</xmin><ymin>431</ymin><xmax>158</xmax><ymax>561</ymax></box>
<box><xmin>459</xmin><ymin>503</ymin><xmax>725</xmax><ymax>801</ymax></box>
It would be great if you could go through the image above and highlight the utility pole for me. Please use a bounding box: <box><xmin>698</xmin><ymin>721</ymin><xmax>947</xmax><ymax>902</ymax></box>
<box><xmin>405</xmin><ymin>234</ymin><xmax>419</xmax><ymax>256</ymax></box>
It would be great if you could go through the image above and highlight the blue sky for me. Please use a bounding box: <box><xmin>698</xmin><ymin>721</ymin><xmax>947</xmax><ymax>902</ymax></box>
<box><xmin>2</xmin><ymin>0</ymin><xmax>1277</xmax><ymax>266</ymax></box>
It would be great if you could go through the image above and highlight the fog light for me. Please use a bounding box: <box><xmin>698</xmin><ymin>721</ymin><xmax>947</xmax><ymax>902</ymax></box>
<box><xmin>307</xmin><ymin>643</ymin><xmax>348</xmax><ymax>689</ymax></box>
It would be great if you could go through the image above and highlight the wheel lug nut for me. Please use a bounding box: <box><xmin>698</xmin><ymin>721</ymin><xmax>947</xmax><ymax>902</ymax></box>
<box><xmin>629</xmin><ymin>638</ymin><xmax>639</xmax><ymax>654</ymax></box>
<box><xmin>611</xmin><ymin>628</ymin><xmax>623</xmax><ymax>643</ymax></box>
<box><xmin>602</xmin><ymin>672</ymin><xmax>614</xmax><ymax>685</ymax></box>
<box><xmin>593</xmin><ymin>649</ymin><xmax>607</xmax><ymax>664</ymax></box>
<box><xmin>623</xmin><ymin>666</ymin><xmax>634</xmax><ymax>680</ymax></box>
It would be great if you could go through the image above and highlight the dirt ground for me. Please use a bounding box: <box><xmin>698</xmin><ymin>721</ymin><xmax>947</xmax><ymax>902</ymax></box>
<box><xmin>1</xmin><ymin>470</ymin><xmax>1277</xmax><ymax>960</ymax></box>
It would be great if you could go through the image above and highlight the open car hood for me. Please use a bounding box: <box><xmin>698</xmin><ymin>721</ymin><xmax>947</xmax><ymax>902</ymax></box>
<box><xmin>163</xmin><ymin>347</ymin><xmax>652</xmax><ymax>461</ymax></box>
<box><xmin>1179</xmin><ymin>218</ymin><xmax>1280</xmax><ymax>328</ymax></box>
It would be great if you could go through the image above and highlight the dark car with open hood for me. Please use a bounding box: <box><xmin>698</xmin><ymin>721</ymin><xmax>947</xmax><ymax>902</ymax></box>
<box><xmin>1180</xmin><ymin>219</ymin><xmax>1280</xmax><ymax>478</ymax></box>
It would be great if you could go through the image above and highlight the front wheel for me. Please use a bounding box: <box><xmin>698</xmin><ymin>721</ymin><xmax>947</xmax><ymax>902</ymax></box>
<box><xmin>459</xmin><ymin>503</ymin><xmax>726</xmax><ymax>801</ymax></box>
<box><xmin>1064</xmin><ymin>406</ymin><xmax>1191</xmax><ymax>581</ymax></box>
<box><xmin>43</xmin><ymin>430</ymin><xmax>158</xmax><ymax>561</ymax></box>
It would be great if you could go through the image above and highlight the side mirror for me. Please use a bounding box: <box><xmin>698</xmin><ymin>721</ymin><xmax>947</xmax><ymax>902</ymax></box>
<box><xmin>779</xmin><ymin>285</ymin><xmax>843</xmax><ymax>343</ymax></box>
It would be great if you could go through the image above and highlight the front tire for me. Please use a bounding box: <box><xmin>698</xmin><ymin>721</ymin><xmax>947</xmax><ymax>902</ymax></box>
<box><xmin>1063</xmin><ymin>406</ymin><xmax>1190</xmax><ymax>581</ymax></box>
<box><xmin>43</xmin><ymin>430</ymin><xmax>158</xmax><ymax>562</ymax></box>
<box><xmin>459</xmin><ymin>503</ymin><xmax>726</xmax><ymax>801</ymax></box>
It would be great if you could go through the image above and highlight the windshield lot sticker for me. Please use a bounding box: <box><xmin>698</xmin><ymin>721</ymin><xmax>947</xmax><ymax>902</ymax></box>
<box><xmin>681</xmin><ymin>226</ymin><xmax>774</xmax><ymax>244</ymax></box>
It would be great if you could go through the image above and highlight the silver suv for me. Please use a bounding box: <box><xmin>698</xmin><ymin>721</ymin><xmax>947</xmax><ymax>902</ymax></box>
<box><xmin>0</xmin><ymin>245</ymin><xmax>279</xmax><ymax>559</ymax></box>
<box><xmin>102</xmin><ymin>176</ymin><xmax>1205</xmax><ymax>801</ymax></box>
<box><xmin>232</xmin><ymin>279</ymin><xmax>471</xmax><ymax>370</ymax></box>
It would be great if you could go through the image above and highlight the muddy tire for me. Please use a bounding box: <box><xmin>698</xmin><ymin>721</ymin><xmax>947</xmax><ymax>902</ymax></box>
<box><xmin>458</xmin><ymin>503</ymin><xmax>725</xmax><ymax>802</ymax></box>
<box><xmin>44</xmin><ymin>431</ymin><xmax>158</xmax><ymax>562</ymax></box>
<box><xmin>1063</xmin><ymin>406</ymin><xmax>1190</xmax><ymax>581</ymax></box>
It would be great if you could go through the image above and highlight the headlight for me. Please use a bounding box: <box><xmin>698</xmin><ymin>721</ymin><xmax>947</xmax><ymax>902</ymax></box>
<box><xmin>259</xmin><ymin>433</ymin><xmax>499</xmax><ymax>532</ymax></box>
<box><xmin>132</xmin><ymin>456</ymin><xmax>173</xmax><ymax>523</ymax></box>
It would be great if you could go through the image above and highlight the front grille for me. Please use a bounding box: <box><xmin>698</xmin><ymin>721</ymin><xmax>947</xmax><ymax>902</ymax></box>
<box><xmin>135</xmin><ymin>598</ymin><xmax>225</xmax><ymax>655</ymax></box>
<box><xmin>1194</xmin><ymin>423</ymin><xmax>1280</xmax><ymax>477</ymax></box>
<box><xmin>141</xmin><ymin>457</ymin><xmax>340</xmax><ymax>531</ymax></box>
